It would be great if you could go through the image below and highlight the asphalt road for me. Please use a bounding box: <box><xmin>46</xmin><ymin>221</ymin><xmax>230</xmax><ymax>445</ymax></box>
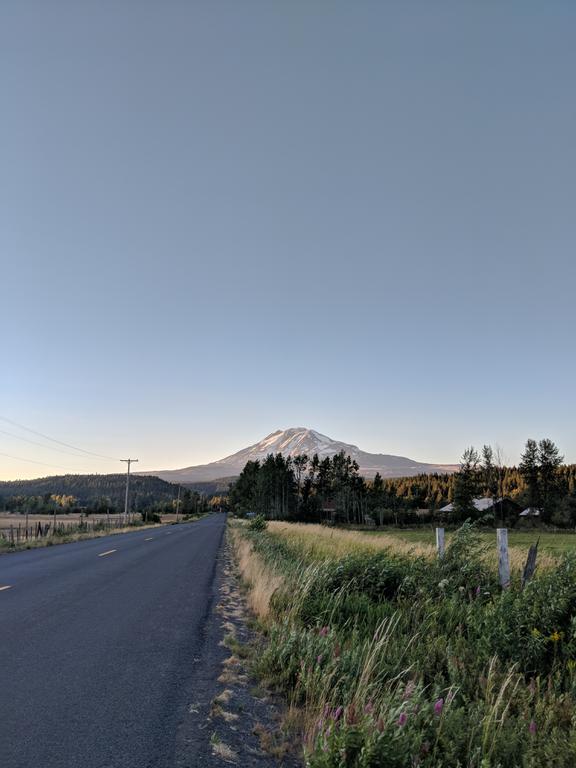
<box><xmin>0</xmin><ymin>514</ymin><xmax>226</xmax><ymax>768</ymax></box>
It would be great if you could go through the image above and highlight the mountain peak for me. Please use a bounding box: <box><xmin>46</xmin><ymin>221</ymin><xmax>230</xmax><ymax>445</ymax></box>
<box><xmin>141</xmin><ymin>427</ymin><xmax>459</xmax><ymax>483</ymax></box>
<box><xmin>246</xmin><ymin>427</ymin><xmax>344</xmax><ymax>459</ymax></box>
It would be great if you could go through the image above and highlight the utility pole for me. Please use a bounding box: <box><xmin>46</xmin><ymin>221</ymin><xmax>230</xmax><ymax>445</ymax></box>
<box><xmin>175</xmin><ymin>485</ymin><xmax>181</xmax><ymax>523</ymax></box>
<box><xmin>121</xmin><ymin>459</ymin><xmax>138</xmax><ymax>524</ymax></box>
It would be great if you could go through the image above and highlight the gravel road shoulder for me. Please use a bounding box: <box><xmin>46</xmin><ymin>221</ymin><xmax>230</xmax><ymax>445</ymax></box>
<box><xmin>174</xmin><ymin>529</ymin><xmax>302</xmax><ymax>768</ymax></box>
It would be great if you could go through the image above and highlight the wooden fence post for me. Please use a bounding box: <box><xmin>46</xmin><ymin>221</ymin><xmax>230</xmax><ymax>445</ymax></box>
<box><xmin>497</xmin><ymin>528</ymin><xmax>510</xmax><ymax>589</ymax></box>
<box><xmin>435</xmin><ymin>527</ymin><xmax>445</xmax><ymax>559</ymax></box>
<box><xmin>521</xmin><ymin>539</ymin><xmax>539</xmax><ymax>589</ymax></box>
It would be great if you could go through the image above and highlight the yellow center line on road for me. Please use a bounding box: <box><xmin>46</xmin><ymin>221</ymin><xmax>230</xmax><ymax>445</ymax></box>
<box><xmin>98</xmin><ymin>549</ymin><xmax>117</xmax><ymax>557</ymax></box>
<box><xmin>0</xmin><ymin>585</ymin><xmax>12</xmax><ymax>591</ymax></box>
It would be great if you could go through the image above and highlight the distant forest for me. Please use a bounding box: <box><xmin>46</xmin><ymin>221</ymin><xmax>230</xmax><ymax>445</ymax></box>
<box><xmin>229</xmin><ymin>440</ymin><xmax>576</xmax><ymax>527</ymax></box>
<box><xmin>0</xmin><ymin>474</ymin><xmax>206</xmax><ymax>516</ymax></box>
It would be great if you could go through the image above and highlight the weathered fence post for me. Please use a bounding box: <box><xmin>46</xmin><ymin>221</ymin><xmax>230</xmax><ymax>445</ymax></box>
<box><xmin>435</xmin><ymin>527</ymin><xmax>445</xmax><ymax>559</ymax></box>
<box><xmin>521</xmin><ymin>539</ymin><xmax>539</xmax><ymax>589</ymax></box>
<box><xmin>497</xmin><ymin>528</ymin><xmax>510</xmax><ymax>589</ymax></box>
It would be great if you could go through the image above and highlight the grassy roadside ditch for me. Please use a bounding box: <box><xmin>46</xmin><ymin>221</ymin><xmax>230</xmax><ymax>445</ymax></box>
<box><xmin>231</xmin><ymin>519</ymin><xmax>576</xmax><ymax>767</ymax></box>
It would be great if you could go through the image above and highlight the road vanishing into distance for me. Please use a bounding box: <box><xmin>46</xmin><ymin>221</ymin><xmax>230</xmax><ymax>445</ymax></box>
<box><xmin>0</xmin><ymin>514</ymin><xmax>226</xmax><ymax>768</ymax></box>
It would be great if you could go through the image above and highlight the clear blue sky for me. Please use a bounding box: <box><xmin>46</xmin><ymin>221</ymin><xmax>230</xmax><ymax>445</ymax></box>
<box><xmin>1</xmin><ymin>2</ymin><xmax>575</xmax><ymax>480</ymax></box>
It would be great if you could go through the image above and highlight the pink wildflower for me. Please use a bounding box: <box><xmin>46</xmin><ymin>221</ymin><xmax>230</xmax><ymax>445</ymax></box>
<box><xmin>317</xmin><ymin>655</ymin><xmax>323</xmax><ymax>665</ymax></box>
<box><xmin>529</xmin><ymin>720</ymin><xmax>537</xmax><ymax>734</ymax></box>
<box><xmin>403</xmin><ymin>680</ymin><xmax>415</xmax><ymax>700</ymax></box>
<box><xmin>319</xmin><ymin>626</ymin><xmax>329</xmax><ymax>637</ymax></box>
<box><xmin>434</xmin><ymin>698</ymin><xmax>444</xmax><ymax>716</ymax></box>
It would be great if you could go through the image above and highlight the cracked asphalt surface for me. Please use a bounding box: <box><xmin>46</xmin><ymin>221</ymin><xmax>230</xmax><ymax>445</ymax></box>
<box><xmin>0</xmin><ymin>514</ymin><xmax>228</xmax><ymax>768</ymax></box>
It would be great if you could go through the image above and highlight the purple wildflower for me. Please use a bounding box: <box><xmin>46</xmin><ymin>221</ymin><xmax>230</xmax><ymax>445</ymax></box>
<box><xmin>319</xmin><ymin>626</ymin><xmax>329</xmax><ymax>637</ymax></box>
<box><xmin>398</xmin><ymin>712</ymin><xmax>408</xmax><ymax>727</ymax></box>
<box><xmin>333</xmin><ymin>706</ymin><xmax>343</xmax><ymax>722</ymax></box>
<box><xmin>529</xmin><ymin>720</ymin><xmax>537</xmax><ymax>734</ymax></box>
<box><xmin>434</xmin><ymin>698</ymin><xmax>444</xmax><ymax>716</ymax></box>
<box><xmin>475</xmin><ymin>585</ymin><xmax>481</xmax><ymax>597</ymax></box>
<box><xmin>317</xmin><ymin>655</ymin><xmax>323</xmax><ymax>665</ymax></box>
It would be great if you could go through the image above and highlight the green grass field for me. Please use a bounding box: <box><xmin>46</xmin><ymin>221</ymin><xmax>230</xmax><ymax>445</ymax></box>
<box><xmin>370</xmin><ymin>527</ymin><xmax>576</xmax><ymax>556</ymax></box>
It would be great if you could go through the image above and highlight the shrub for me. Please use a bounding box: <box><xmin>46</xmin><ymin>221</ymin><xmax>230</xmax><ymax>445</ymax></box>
<box><xmin>248</xmin><ymin>514</ymin><xmax>267</xmax><ymax>532</ymax></box>
<box><xmin>141</xmin><ymin>510</ymin><xmax>162</xmax><ymax>523</ymax></box>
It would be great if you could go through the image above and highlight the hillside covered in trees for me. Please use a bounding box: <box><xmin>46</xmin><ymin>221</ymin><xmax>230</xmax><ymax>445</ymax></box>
<box><xmin>0</xmin><ymin>474</ymin><xmax>205</xmax><ymax>516</ymax></box>
<box><xmin>229</xmin><ymin>440</ymin><xmax>576</xmax><ymax>527</ymax></box>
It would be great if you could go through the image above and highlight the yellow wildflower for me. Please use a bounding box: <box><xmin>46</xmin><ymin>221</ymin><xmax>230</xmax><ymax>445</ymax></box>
<box><xmin>550</xmin><ymin>631</ymin><xmax>562</xmax><ymax>643</ymax></box>
<box><xmin>531</xmin><ymin>628</ymin><xmax>541</xmax><ymax>638</ymax></box>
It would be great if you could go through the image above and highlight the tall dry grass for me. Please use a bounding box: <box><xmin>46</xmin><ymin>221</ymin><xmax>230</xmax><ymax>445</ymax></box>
<box><xmin>267</xmin><ymin>522</ymin><xmax>435</xmax><ymax>559</ymax></box>
<box><xmin>229</xmin><ymin>527</ymin><xmax>285</xmax><ymax>619</ymax></box>
<box><xmin>266</xmin><ymin>521</ymin><xmax>557</xmax><ymax>572</ymax></box>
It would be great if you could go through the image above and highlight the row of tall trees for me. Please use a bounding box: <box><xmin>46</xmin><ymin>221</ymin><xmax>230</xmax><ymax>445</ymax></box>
<box><xmin>229</xmin><ymin>452</ymin><xmax>368</xmax><ymax>523</ymax></box>
<box><xmin>229</xmin><ymin>439</ymin><xmax>576</xmax><ymax>527</ymax></box>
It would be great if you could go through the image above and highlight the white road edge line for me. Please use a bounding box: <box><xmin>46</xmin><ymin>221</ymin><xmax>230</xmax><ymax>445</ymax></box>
<box><xmin>0</xmin><ymin>585</ymin><xmax>12</xmax><ymax>591</ymax></box>
<box><xmin>144</xmin><ymin>537</ymin><xmax>154</xmax><ymax>541</ymax></box>
<box><xmin>98</xmin><ymin>549</ymin><xmax>117</xmax><ymax>557</ymax></box>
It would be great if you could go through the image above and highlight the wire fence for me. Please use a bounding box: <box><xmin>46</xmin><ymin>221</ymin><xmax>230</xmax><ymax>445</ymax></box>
<box><xmin>0</xmin><ymin>516</ymin><xmax>135</xmax><ymax>547</ymax></box>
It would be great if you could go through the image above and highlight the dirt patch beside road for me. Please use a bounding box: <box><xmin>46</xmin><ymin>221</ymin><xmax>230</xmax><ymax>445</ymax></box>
<box><xmin>175</xmin><ymin>531</ymin><xmax>301</xmax><ymax>768</ymax></box>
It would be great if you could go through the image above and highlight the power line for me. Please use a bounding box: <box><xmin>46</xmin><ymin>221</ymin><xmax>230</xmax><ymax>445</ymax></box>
<box><xmin>0</xmin><ymin>416</ymin><xmax>119</xmax><ymax>461</ymax></box>
<box><xmin>0</xmin><ymin>451</ymin><xmax>76</xmax><ymax>472</ymax></box>
<box><xmin>0</xmin><ymin>427</ymin><xmax>111</xmax><ymax>460</ymax></box>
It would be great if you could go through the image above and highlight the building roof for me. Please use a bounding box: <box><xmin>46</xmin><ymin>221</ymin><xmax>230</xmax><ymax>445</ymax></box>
<box><xmin>519</xmin><ymin>507</ymin><xmax>541</xmax><ymax>517</ymax></box>
<box><xmin>439</xmin><ymin>497</ymin><xmax>505</xmax><ymax>513</ymax></box>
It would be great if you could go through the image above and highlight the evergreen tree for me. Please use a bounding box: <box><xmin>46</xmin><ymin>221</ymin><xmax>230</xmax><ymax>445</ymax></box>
<box><xmin>538</xmin><ymin>438</ymin><xmax>564</xmax><ymax>522</ymax></box>
<box><xmin>293</xmin><ymin>455</ymin><xmax>308</xmax><ymax>513</ymax></box>
<box><xmin>519</xmin><ymin>439</ymin><xmax>540</xmax><ymax>511</ymax></box>
<box><xmin>452</xmin><ymin>447</ymin><xmax>480</xmax><ymax>521</ymax></box>
<box><xmin>229</xmin><ymin>460</ymin><xmax>260</xmax><ymax>514</ymax></box>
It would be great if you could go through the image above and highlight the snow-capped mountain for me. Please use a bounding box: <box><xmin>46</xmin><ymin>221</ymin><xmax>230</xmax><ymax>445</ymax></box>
<box><xmin>143</xmin><ymin>427</ymin><xmax>458</xmax><ymax>483</ymax></box>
